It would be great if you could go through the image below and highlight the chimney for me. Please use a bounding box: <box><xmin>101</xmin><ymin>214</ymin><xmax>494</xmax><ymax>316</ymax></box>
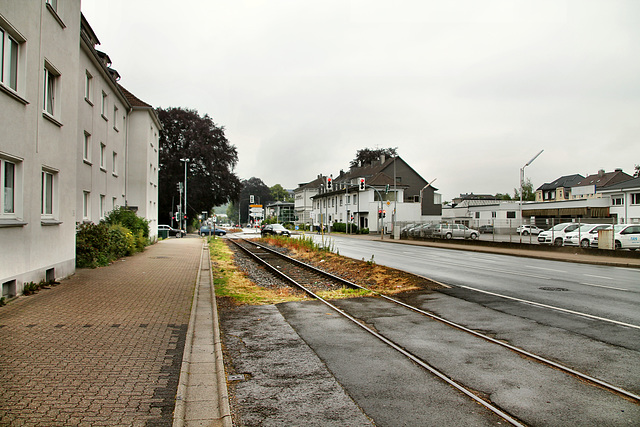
<box><xmin>614</xmin><ymin>168</ymin><xmax>622</xmax><ymax>172</ymax></box>
<box><xmin>380</xmin><ymin>154</ymin><xmax>386</xmax><ymax>164</ymax></box>
<box><xmin>598</xmin><ymin>169</ymin><xmax>605</xmax><ymax>177</ymax></box>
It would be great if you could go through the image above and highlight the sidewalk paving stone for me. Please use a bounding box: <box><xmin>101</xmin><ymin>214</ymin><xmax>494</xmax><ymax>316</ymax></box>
<box><xmin>0</xmin><ymin>237</ymin><xmax>203</xmax><ymax>426</ymax></box>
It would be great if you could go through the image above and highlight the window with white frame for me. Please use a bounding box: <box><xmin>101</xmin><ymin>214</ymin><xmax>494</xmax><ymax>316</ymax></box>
<box><xmin>99</xmin><ymin>143</ymin><xmax>106</xmax><ymax>169</ymax></box>
<box><xmin>43</xmin><ymin>62</ymin><xmax>60</xmax><ymax>117</ymax></box>
<box><xmin>83</xmin><ymin>131</ymin><xmax>91</xmax><ymax>162</ymax></box>
<box><xmin>41</xmin><ymin>169</ymin><xmax>56</xmax><ymax>218</ymax></box>
<box><xmin>101</xmin><ymin>91</ymin><xmax>107</xmax><ymax>118</ymax></box>
<box><xmin>112</xmin><ymin>151</ymin><xmax>117</xmax><ymax>175</ymax></box>
<box><xmin>612</xmin><ymin>195</ymin><xmax>624</xmax><ymax>206</ymax></box>
<box><xmin>1</xmin><ymin>26</ymin><xmax>20</xmax><ymax>92</ymax></box>
<box><xmin>100</xmin><ymin>195</ymin><xmax>105</xmax><ymax>219</ymax></box>
<box><xmin>84</xmin><ymin>70</ymin><xmax>92</xmax><ymax>102</ymax></box>
<box><xmin>113</xmin><ymin>105</ymin><xmax>119</xmax><ymax>130</ymax></box>
<box><xmin>83</xmin><ymin>191</ymin><xmax>90</xmax><ymax>220</ymax></box>
<box><xmin>631</xmin><ymin>193</ymin><xmax>640</xmax><ymax>205</ymax></box>
<box><xmin>112</xmin><ymin>197</ymin><xmax>117</xmax><ymax>210</ymax></box>
<box><xmin>1</xmin><ymin>158</ymin><xmax>16</xmax><ymax>216</ymax></box>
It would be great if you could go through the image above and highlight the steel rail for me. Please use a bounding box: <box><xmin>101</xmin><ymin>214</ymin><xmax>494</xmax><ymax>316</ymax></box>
<box><xmin>243</xmin><ymin>238</ymin><xmax>640</xmax><ymax>404</ymax></box>
<box><xmin>231</xmin><ymin>238</ymin><xmax>526</xmax><ymax>426</ymax></box>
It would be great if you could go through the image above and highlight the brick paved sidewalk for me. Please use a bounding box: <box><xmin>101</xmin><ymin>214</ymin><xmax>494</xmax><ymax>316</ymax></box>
<box><xmin>0</xmin><ymin>237</ymin><xmax>203</xmax><ymax>426</ymax></box>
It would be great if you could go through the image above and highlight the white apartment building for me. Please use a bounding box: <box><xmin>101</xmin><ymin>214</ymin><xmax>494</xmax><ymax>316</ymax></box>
<box><xmin>1</xmin><ymin>2</ymin><xmax>160</xmax><ymax>299</ymax></box>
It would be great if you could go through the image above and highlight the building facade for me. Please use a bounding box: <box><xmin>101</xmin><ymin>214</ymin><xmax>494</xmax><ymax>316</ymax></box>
<box><xmin>1</xmin><ymin>2</ymin><xmax>159</xmax><ymax>299</ymax></box>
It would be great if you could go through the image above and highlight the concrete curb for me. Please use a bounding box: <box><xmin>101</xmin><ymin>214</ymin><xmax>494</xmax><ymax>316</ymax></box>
<box><xmin>173</xmin><ymin>241</ymin><xmax>232</xmax><ymax>427</ymax></box>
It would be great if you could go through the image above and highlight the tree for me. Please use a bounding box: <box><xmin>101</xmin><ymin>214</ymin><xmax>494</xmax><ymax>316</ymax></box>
<box><xmin>228</xmin><ymin>177</ymin><xmax>272</xmax><ymax>225</ymax></box>
<box><xmin>349</xmin><ymin>147</ymin><xmax>398</xmax><ymax>168</ymax></box>
<box><xmin>157</xmin><ymin>107</ymin><xmax>241</xmax><ymax>226</ymax></box>
<box><xmin>513</xmin><ymin>178</ymin><xmax>535</xmax><ymax>201</ymax></box>
<box><xmin>495</xmin><ymin>193</ymin><xmax>512</xmax><ymax>201</ymax></box>
<box><xmin>270</xmin><ymin>184</ymin><xmax>292</xmax><ymax>202</ymax></box>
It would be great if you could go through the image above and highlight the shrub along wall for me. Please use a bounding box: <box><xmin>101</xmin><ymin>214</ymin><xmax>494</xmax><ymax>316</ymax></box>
<box><xmin>76</xmin><ymin>207</ymin><xmax>150</xmax><ymax>268</ymax></box>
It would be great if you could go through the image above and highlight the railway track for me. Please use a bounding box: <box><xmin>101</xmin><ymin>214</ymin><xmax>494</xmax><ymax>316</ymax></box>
<box><xmin>228</xmin><ymin>237</ymin><xmax>640</xmax><ymax>425</ymax></box>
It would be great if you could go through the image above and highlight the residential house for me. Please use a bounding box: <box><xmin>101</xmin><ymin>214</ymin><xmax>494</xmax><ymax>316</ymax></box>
<box><xmin>571</xmin><ymin>169</ymin><xmax>632</xmax><ymax>200</ymax></box>
<box><xmin>309</xmin><ymin>155</ymin><xmax>441</xmax><ymax>233</ymax></box>
<box><xmin>535</xmin><ymin>174</ymin><xmax>584</xmax><ymax>202</ymax></box>
<box><xmin>294</xmin><ymin>175</ymin><xmax>323</xmax><ymax>227</ymax></box>
<box><xmin>1</xmin><ymin>2</ymin><xmax>159</xmax><ymax>299</ymax></box>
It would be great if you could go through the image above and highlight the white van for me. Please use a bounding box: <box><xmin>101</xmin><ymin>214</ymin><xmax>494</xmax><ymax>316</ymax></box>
<box><xmin>613</xmin><ymin>224</ymin><xmax>640</xmax><ymax>250</ymax></box>
<box><xmin>537</xmin><ymin>222</ymin><xmax>580</xmax><ymax>246</ymax></box>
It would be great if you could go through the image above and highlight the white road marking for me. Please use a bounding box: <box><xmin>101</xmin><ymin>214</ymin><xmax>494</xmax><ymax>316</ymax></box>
<box><xmin>456</xmin><ymin>285</ymin><xmax>640</xmax><ymax>330</ymax></box>
<box><xmin>581</xmin><ymin>283</ymin><xmax>628</xmax><ymax>291</ymax></box>
<box><xmin>584</xmin><ymin>274</ymin><xmax>614</xmax><ymax>280</ymax></box>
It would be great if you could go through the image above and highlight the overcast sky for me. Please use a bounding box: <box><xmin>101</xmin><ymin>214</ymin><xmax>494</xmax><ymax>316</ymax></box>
<box><xmin>81</xmin><ymin>0</ymin><xmax>640</xmax><ymax>201</ymax></box>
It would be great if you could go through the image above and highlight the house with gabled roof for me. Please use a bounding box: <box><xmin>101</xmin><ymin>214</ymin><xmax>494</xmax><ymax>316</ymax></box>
<box><xmin>301</xmin><ymin>155</ymin><xmax>441</xmax><ymax>234</ymax></box>
<box><xmin>571</xmin><ymin>169</ymin><xmax>633</xmax><ymax>200</ymax></box>
<box><xmin>535</xmin><ymin>174</ymin><xmax>584</xmax><ymax>202</ymax></box>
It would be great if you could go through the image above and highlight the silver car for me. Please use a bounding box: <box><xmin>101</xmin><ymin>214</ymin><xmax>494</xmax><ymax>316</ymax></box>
<box><xmin>564</xmin><ymin>224</ymin><xmax>610</xmax><ymax>248</ymax></box>
<box><xmin>432</xmin><ymin>224</ymin><xmax>479</xmax><ymax>240</ymax></box>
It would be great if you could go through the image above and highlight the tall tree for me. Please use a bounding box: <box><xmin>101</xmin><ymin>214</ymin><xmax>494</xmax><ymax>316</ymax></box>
<box><xmin>270</xmin><ymin>184</ymin><xmax>292</xmax><ymax>202</ymax></box>
<box><xmin>349</xmin><ymin>147</ymin><xmax>398</xmax><ymax>168</ymax></box>
<box><xmin>228</xmin><ymin>177</ymin><xmax>272</xmax><ymax>224</ymax></box>
<box><xmin>157</xmin><ymin>107</ymin><xmax>241</xmax><ymax>225</ymax></box>
<box><xmin>513</xmin><ymin>178</ymin><xmax>535</xmax><ymax>201</ymax></box>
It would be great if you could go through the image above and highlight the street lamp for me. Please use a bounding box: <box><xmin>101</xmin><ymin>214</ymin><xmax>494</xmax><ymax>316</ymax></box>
<box><xmin>519</xmin><ymin>150</ymin><xmax>543</xmax><ymax>242</ymax></box>
<box><xmin>180</xmin><ymin>158</ymin><xmax>189</xmax><ymax>232</ymax></box>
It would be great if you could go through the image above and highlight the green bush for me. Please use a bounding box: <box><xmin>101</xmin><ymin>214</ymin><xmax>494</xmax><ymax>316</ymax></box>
<box><xmin>104</xmin><ymin>206</ymin><xmax>150</xmax><ymax>238</ymax></box>
<box><xmin>76</xmin><ymin>208</ymin><xmax>150</xmax><ymax>268</ymax></box>
<box><xmin>76</xmin><ymin>222</ymin><xmax>111</xmax><ymax>268</ymax></box>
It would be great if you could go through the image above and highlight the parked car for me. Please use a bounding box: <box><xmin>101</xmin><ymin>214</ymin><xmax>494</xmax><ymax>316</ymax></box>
<box><xmin>478</xmin><ymin>224</ymin><xmax>494</xmax><ymax>234</ymax></box>
<box><xmin>563</xmin><ymin>224</ymin><xmax>611</xmax><ymax>248</ymax></box>
<box><xmin>157</xmin><ymin>224</ymin><xmax>183</xmax><ymax>238</ymax></box>
<box><xmin>199</xmin><ymin>225</ymin><xmax>227</xmax><ymax>236</ymax></box>
<box><xmin>613</xmin><ymin>224</ymin><xmax>640</xmax><ymax>250</ymax></box>
<box><xmin>537</xmin><ymin>223</ymin><xmax>580</xmax><ymax>246</ymax></box>
<box><xmin>261</xmin><ymin>224</ymin><xmax>291</xmax><ymax>237</ymax></box>
<box><xmin>432</xmin><ymin>224</ymin><xmax>479</xmax><ymax>240</ymax></box>
<box><xmin>516</xmin><ymin>225</ymin><xmax>543</xmax><ymax>235</ymax></box>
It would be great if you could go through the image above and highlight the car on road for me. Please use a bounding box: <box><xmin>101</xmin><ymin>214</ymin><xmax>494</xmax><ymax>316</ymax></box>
<box><xmin>479</xmin><ymin>224</ymin><xmax>494</xmax><ymax>234</ymax></box>
<box><xmin>158</xmin><ymin>224</ymin><xmax>183</xmax><ymax>238</ymax></box>
<box><xmin>261</xmin><ymin>224</ymin><xmax>291</xmax><ymax>237</ymax></box>
<box><xmin>199</xmin><ymin>225</ymin><xmax>227</xmax><ymax>236</ymax></box>
<box><xmin>537</xmin><ymin>222</ymin><xmax>580</xmax><ymax>246</ymax></box>
<box><xmin>564</xmin><ymin>224</ymin><xmax>611</xmax><ymax>248</ymax></box>
<box><xmin>613</xmin><ymin>224</ymin><xmax>640</xmax><ymax>250</ymax></box>
<box><xmin>432</xmin><ymin>224</ymin><xmax>479</xmax><ymax>240</ymax></box>
<box><xmin>516</xmin><ymin>225</ymin><xmax>544</xmax><ymax>236</ymax></box>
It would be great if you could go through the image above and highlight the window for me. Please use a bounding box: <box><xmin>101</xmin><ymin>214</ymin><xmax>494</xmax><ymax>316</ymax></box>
<box><xmin>83</xmin><ymin>191</ymin><xmax>90</xmax><ymax>220</ymax></box>
<box><xmin>492</xmin><ymin>212</ymin><xmax>497</xmax><ymax>218</ymax></box>
<box><xmin>1</xmin><ymin>28</ymin><xmax>19</xmax><ymax>91</ymax></box>
<box><xmin>100</xmin><ymin>143</ymin><xmax>105</xmax><ymax>169</ymax></box>
<box><xmin>100</xmin><ymin>195</ymin><xmax>105</xmax><ymax>219</ymax></box>
<box><xmin>84</xmin><ymin>71</ymin><xmax>92</xmax><ymax>102</ymax></box>
<box><xmin>507</xmin><ymin>211</ymin><xmax>516</xmax><ymax>219</ymax></box>
<box><xmin>475</xmin><ymin>212</ymin><xmax>480</xmax><ymax>219</ymax></box>
<box><xmin>112</xmin><ymin>152</ymin><xmax>118</xmax><ymax>175</ymax></box>
<box><xmin>112</xmin><ymin>197</ymin><xmax>117</xmax><ymax>210</ymax></box>
<box><xmin>113</xmin><ymin>105</ymin><xmax>119</xmax><ymax>130</ymax></box>
<box><xmin>41</xmin><ymin>170</ymin><xmax>55</xmax><ymax>217</ymax></box>
<box><xmin>83</xmin><ymin>132</ymin><xmax>91</xmax><ymax>162</ymax></box>
<box><xmin>612</xmin><ymin>195</ymin><xmax>624</xmax><ymax>206</ymax></box>
<box><xmin>43</xmin><ymin>62</ymin><xmax>60</xmax><ymax>117</ymax></box>
<box><xmin>631</xmin><ymin>193</ymin><xmax>640</xmax><ymax>205</ymax></box>
<box><xmin>101</xmin><ymin>91</ymin><xmax>107</xmax><ymax>118</ymax></box>
<box><xmin>2</xmin><ymin>159</ymin><xmax>15</xmax><ymax>215</ymax></box>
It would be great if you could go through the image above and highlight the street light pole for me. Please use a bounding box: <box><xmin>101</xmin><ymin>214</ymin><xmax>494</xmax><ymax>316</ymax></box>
<box><xmin>519</xmin><ymin>150</ymin><xmax>543</xmax><ymax>242</ymax></box>
<box><xmin>180</xmin><ymin>158</ymin><xmax>189</xmax><ymax>232</ymax></box>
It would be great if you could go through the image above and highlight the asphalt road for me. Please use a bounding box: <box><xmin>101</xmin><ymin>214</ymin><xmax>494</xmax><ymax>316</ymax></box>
<box><xmin>304</xmin><ymin>234</ymin><xmax>640</xmax><ymax>332</ymax></box>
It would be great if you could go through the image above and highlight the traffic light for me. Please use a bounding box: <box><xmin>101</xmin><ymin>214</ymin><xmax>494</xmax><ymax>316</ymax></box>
<box><xmin>359</xmin><ymin>178</ymin><xmax>365</xmax><ymax>191</ymax></box>
<box><xmin>378</xmin><ymin>209</ymin><xmax>382</xmax><ymax>218</ymax></box>
<box><xmin>326</xmin><ymin>176</ymin><xmax>333</xmax><ymax>191</ymax></box>
<box><xmin>383</xmin><ymin>210</ymin><xmax>386</xmax><ymax>218</ymax></box>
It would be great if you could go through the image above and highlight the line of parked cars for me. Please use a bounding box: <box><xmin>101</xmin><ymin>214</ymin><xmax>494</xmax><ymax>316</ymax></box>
<box><xmin>401</xmin><ymin>223</ymin><xmax>479</xmax><ymax>240</ymax></box>
<box><xmin>536</xmin><ymin>222</ymin><xmax>640</xmax><ymax>250</ymax></box>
